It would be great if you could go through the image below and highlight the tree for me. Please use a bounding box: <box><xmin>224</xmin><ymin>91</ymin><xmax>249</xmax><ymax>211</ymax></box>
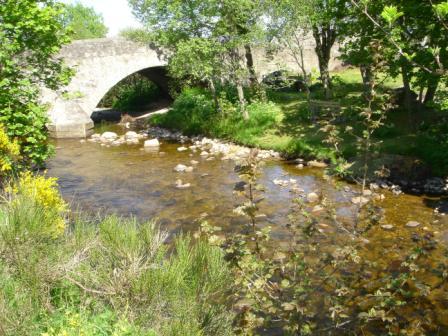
<box><xmin>63</xmin><ymin>2</ymin><xmax>108</xmax><ymax>40</ymax></box>
<box><xmin>128</xmin><ymin>0</ymin><xmax>264</xmax><ymax>119</ymax></box>
<box><xmin>342</xmin><ymin>1</ymin><xmax>448</xmax><ymax>111</ymax></box>
<box><xmin>265</xmin><ymin>0</ymin><xmax>316</xmax><ymax>100</ymax></box>
<box><xmin>0</xmin><ymin>0</ymin><xmax>72</xmax><ymax>169</ymax></box>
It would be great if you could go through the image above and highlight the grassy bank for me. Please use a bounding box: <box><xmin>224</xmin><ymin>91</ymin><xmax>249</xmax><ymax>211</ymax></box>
<box><xmin>0</xmin><ymin>174</ymin><xmax>234</xmax><ymax>336</ymax></box>
<box><xmin>150</xmin><ymin>68</ymin><xmax>448</xmax><ymax>176</ymax></box>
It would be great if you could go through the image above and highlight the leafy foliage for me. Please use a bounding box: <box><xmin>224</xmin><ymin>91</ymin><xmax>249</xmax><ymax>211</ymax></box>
<box><xmin>62</xmin><ymin>2</ymin><xmax>108</xmax><ymax>40</ymax></box>
<box><xmin>0</xmin><ymin>0</ymin><xmax>72</xmax><ymax>169</ymax></box>
<box><xmin>99</xmin><ymin>74</ymin><xmax>160</xmax><ymax>111</ymax></box>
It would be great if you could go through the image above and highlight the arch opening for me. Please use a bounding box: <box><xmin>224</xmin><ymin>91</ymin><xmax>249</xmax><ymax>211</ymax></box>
<box><xmin>91</xmin><ymin>66</ymin><xmax>172</xmax><ymax>123</ymax></box>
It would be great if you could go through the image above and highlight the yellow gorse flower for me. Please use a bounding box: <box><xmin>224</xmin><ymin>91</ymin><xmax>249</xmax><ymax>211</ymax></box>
<box><xmin>12</xmin><ymin>172</ymin><xmax>67</xmax><ymax>238</ymax></box>
<box><xmin>0</xmin><ymin>123</ymin><xmax>20</xmax><ymax>173</ymax></box>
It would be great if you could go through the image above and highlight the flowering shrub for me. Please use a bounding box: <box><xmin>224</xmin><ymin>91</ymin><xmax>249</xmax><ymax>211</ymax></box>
<box><xmin>11</xmin><ymin>172</ymin><xmax>67</xmax><ymax>238</ymax></box>
<box><xmin>0</xmin><ymin>123</ymin><xmax>20</xmax><ymax>176</ymax></box>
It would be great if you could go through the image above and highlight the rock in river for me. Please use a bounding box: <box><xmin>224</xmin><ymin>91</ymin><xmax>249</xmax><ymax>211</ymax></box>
<box><xmin>144</xmin><ymin>139</ymin><xmax>160</xmax><ymax>147</ymax></box>
<box><xmin>351</xmin><ymin>196</ymin><xmax>369</xmax><ymax>205</ymax></box>
<box><xmin>406</xmin><ymin>221</ymin><xmax>421</xmax><ymax>228</ymax></box>
<box><xmin>125</xmin><ymin>131</ymin><xmax>138</xmax><ymax>140</ymax></box>
<box><xmin>307</xmin><ymin>192</ymin><xmax>319</xmax><ymax>203</ymax></box>
<box><xmin>307</xmin><ymin>160</ymin><xmax>328</xmax><ymax>168</ymax></box>
<box><xmin>174</xmin><ymin>164</ymin><xmax>188</xmax><ymax>172</ymax></box>
<box><xmin>101</xmin><ymin>131</ymin><xmax>118</xmax><ymax>141</ymax></box>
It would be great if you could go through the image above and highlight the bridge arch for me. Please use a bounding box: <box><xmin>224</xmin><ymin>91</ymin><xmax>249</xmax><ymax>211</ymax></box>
<box><xmin>41</xmin><ymin>38</ymin><xmax>168</xmax><ymax>138</ymax></box>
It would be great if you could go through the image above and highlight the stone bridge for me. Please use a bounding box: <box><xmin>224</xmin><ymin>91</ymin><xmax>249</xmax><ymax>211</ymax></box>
<box><xmin>42</xmin><ymin>37</ymin><xmax>341</xmax><ymax>138</ymax></box>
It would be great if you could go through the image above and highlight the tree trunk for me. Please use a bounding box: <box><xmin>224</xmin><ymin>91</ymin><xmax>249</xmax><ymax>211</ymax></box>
<box><xmin>237</xmin><ymin>81</ymin><xmax>248</xmax><ymax>120</ymax></box>
<box><xmin>424</xmin><ymin>76</ymin><xmax>440</xmax><ymax>104</ymax></box>
<box><xmin>401</xmin><ymin>63</ymin><xmax>413</xmax><ymax>114</ymax></box>
<box><xmin>244</xmin><ymin>44</ymin><xmax>257</xmax><ymax>87</ymax></box>
<box><xmin>208</xmin><ymin>78</ymin><xmax>220</xmax><ymax>113</ymax></box>
<box><xmin>360</xmin><ymin>64</ymin><xmax>373</xmax><ymax>101</ymax></box>
<box><xmin>319</xmin><ymin>59</ymin><xmax>332</xmax><ymax>99</ymax></box>
<box><xmin>312</xmin><ymin>25</ymin><xmax>336</xmax><ymax>100</ymax></box>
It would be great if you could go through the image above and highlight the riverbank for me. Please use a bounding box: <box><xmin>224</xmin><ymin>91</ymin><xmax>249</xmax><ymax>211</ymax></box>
<box><xmin>147</xmin><ymin>77</ymin><xmax>448</xmax><ymax>196</ymax></box>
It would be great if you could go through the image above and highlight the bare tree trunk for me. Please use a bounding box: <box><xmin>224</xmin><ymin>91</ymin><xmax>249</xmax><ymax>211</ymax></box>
<box><xmin>424</xmin><ymin>76</ymin><xmax>440</xmax><ymax>104</ymax></box>
<box><xmin>360</xmin><ymin>64</ymin><xmax>373</xmax><ymax>100</ymax></box>
<box><xmin>312</xmin><ymin>25</ymin><xmax>336</xmax><ymax>100</ymax></box>
<box><xmin>237</xmin><ymin>80</ymin><xmax>248</xmax><ymax>120</ymax></box>
<box><xmin>208</xmin><ymin>78</ymin><xmax>220</xmax><ymax>113</ymax></box>
<box><xmin>401</xmin><ymin>63</ymin><xmax>413</xmax><ymax>113</ymax></box>
<box><xmin>244</xmin><ymin>44</ymin><xmax>257</xmax><ymax>87</ymax></box>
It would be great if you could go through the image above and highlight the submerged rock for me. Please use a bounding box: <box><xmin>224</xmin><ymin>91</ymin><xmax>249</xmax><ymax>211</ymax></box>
<box><xmin>177</xmin><ymin>146</ymin><xmax>188</xmax><ymax>152</ymax></box>
<box><xmin>174</xmin><ymin>164</ymin><xmax>188</xmax><ymax>172</ymax></box>
<box><xmin>307</xmin><ymin>192</ymin><xmax>319</xmax><ymax>203</ymax></box>
<box><xmin>381</xmin><ymin>224</ymin><xmax>394</xmax><ymax>231</ymax></box>
<box><xmin>307</xmin><ymin>160</ymin><xmax>328</xmax><ymax>168</ymax></box>
<box><xmin>351</xmin><ymin>196</ymin><xmax>369</xmax><ymax>205</ymax></box>
<box><xmin>406</xmin><ymin>221</ymin><xmax>421</xmax><ymax>228</ymax></box>
<box><xmin>175</xmin><ymin>179</ymin><xmax>191</xmax><ymax>189</ymax></box>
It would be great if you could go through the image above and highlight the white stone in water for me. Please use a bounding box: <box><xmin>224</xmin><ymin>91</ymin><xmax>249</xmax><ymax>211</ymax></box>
<box><xmin>296</xmin><ymin>164</ymin><xmax>304</xmax><ymax>169</ymax></box>
<box><xmin>381</xmin><ymin>224</ymin><xmax>394</xmax><ymax>230</ymax></box>
<box><xmin>144</xmin><ymin>139</ymin><xmax>160</xmax><ymax>147</ymax></box>
<box><xmin>91</xmin><ymin>133</ymin><xmax>101</xmax><ymax>139</ymax></box>
<box><xmin>363</xmin><ymin>189</ymin><xmax>373</xmax><ymax>196</ymax></box>
<box><xmin>101</xmin><ymin>132</ymin><xmax>118</xmax><ymax>140</ymax></box>
<box><xmin>80</xmin><ymin>139</ymin><xmax>86</xmax><ymax>143</ymax></box>
<box><xmin>185</xmin><ymin>166</ymin><xmax>194</xmax><ymax>172</ymax></box>
<box><xmin>307</xmin><ymin>192</ymin><xmax>319</xmax><ymax>203</ymax></box>
<box><xmin>125</xmin><ymin>131</ymin><xmax>138</xmax><ymax>140</ymax></box>
<box><xmin>126</xmin><ymin>138</ymin><xmax>139</xmax><ymax>145</ymax></box>
<box><xmin>307</xmin><ymin>160</ymin><xmax>328</xmax><ymax>168</ymax></box>
<box><xmin>177</xmin><ymin>146</ymin><xmax>188</xmax><ymax>152</ymax></box>
<box><xmin>200</xmin><ymin>151</ymin><xmax>209</xmax><ymax>157</ymax></box>
<box><xmin>175</xmin><ymin>179</ymin><xmax>191</xmax><ymax>189</ymax></box>
<box><xmin>312</xmin><ymin>205</ymin><xmax>324</xmax><ymax>213</ymax></box>
<box><xmin>351</xmin><ymin>196</ymin><xmax>369</xmax><ymax>205</ymax></box>
<box><xmin>191</xmin><ymin>160</ymin><xmax>199</xmax><ymax>165</ymax></box>
<box><xmin>406</xmin><ymin>221</ymin><xmax>421</xmax><ymax>228</ymax></box>
<box><xmin>174</xmin><ymin>164</ymin><xmax>188</xmax><ymax>172</ymax></box>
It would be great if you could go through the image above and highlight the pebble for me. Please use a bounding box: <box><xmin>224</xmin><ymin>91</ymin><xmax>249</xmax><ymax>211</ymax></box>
<box><xmin>177</xmin><ymin>146</ymin><xmax>188</xmax><ymax>152</ymax></box>
<box><xmin>406</xmin><ymin>221</ymin><xmax>421</xmax><ymax>228</ymax></box>
<box><xmin>351</xmin><ymin>196</ymin><xmax>369</xmax><ymax>205</ymax></box>
<box><xmin>307</xmin><ymin>192</ymin><xmax>319</xmax><ymax>203</ymax></box>
<box><xmin>191</xmin><ymin>160</ymin><xmax>199</xmax><ymax>165</ymax></box>
<box><xmin>174</xmin><ymin>164</ymin><xmax>188</xmax><ymax>172</ymax></box>
<box><xmin>175</xmin><ymin>179</ymin><xmax>191</xmax><ymax>189</ymax></box>
<box><xmin>381</xmin><ymin>224</ymin><xmax>394</xmax><ymax>231</ymax></box>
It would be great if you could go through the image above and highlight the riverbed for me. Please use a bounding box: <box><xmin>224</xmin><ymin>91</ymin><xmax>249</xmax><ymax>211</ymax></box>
<box><xmin>47</xmin><ymin>125</ymin><xmax>447</xmax><ymax>241</ymax></box>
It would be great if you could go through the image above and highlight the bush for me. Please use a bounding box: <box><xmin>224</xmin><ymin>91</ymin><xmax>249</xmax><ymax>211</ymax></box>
<box><xmin>152</xmin><ymin>87</ymin><xmax>281</xmax><ymax>146</ymax></box>
<box><xmin>0</xmin><ymin>124</ymin><xmax>20</xmax><ymax>179</ymax></box>
<box><xmin>100</xmin><ymin>74</ymin><xmax>160</xmax><ymax>111</ymax></box>
<box><xmin>0</xmin><ymin>179</ymin><xmax>234</xmax><ymax>335</ymax></box>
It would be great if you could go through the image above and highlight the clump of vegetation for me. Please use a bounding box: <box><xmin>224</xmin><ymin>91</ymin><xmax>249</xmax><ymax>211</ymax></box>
<box><xmin>151</xmin><ymin>87</ymin><xmax>281</xmax><ymax>146</ymax></box>
<box><xmin>0</xmin><ymin>174</ymin><xmax>234</xmax><ymax>336</ymax></box>
<box><xmin>0</xmin><ymin>124</ymin><xmax>20</xmax><ymax>179</ymax></box>
<box><xmin>100</xmin><ymin>74</ymin><xmax>160</xmax><ymax>112</ymax></box>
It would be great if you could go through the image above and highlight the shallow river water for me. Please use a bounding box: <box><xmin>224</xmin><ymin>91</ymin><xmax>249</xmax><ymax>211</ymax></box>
<box><xmin>47</xmin><ymin>126</ymin><xmax>448</xmax><ymax>240</ymax></box>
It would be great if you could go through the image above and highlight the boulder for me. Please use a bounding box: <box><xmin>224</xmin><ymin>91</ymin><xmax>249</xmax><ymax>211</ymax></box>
<box><xmin>307</xmin><ymin>192</ymin><xmax>319</xmax><ymax>203</ymax></box>
<box><xmin>144</xmin><ymin>139</ymin><xmax>160</xmax><ymax>147</ymax></box>
<box><xmin>101</xmin><ymin>132</ymin><xmax>118</xmax><ymax>141</ymax></box>
<box><xmin>124</xmin><ymin>131</ymin><xmax>138</xmax><ymax>140</ymax></box>
<box><xmin>174</xmin><ymin>164</ymin><xmax>188</xmax><ymax>172</ymax></box>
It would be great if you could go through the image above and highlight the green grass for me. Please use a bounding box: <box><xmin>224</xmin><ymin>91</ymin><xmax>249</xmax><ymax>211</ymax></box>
<box><xmin>151</xmin><ymin>68</ymin><xmax>448</xmax><ymax>176</ymax></box>
<box><xmin>0</xmin><ymin>191</ymin><xmax>234</xmax><ymax>335</ymax></box>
